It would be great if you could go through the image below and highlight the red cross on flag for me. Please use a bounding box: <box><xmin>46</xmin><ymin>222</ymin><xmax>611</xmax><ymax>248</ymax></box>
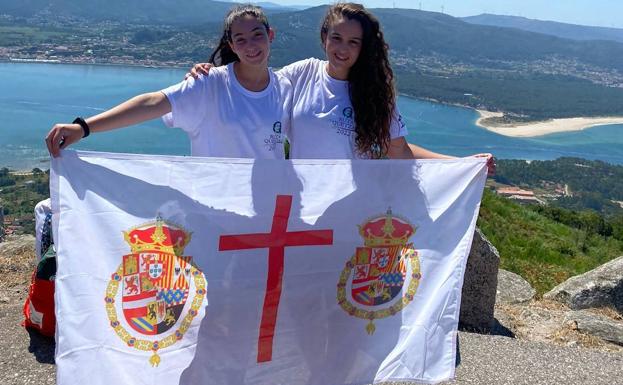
<box><xmin>51</xmin><ymin>150</ymin><xmax>487</xmax><ymax>385</ymax></box>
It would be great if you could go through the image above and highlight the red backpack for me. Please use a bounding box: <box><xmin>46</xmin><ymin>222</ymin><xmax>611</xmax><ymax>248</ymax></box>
<box><xmin>23</xmin><ymin>199</ymin><xmax>56</xmax><ymax>337</ymax></box>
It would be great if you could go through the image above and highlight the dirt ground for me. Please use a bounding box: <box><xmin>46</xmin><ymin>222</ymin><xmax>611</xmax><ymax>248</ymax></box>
<box><xmin>0</xmin><ymin>238</ymin><xmax>55</xmax><ymax>385</ymax></box>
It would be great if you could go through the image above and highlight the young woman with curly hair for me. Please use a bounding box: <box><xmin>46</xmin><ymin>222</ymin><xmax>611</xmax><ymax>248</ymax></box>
<box><xmin>280</xmin><ymin>2</ymin><xmax>420</xmax><ymax>159</ymax></box>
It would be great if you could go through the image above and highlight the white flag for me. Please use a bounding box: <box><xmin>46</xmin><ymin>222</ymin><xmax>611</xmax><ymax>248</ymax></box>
<box><xmin>51</xmin><ymin>150</ymin><xmax>487</xmax><ymax>385</ymax></box>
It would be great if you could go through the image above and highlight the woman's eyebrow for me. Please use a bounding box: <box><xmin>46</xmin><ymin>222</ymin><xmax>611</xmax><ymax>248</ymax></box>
<box><xmin>232</xmin><ymin>27</ymin><xmax>263</xmax><ymax>38</ymax></box>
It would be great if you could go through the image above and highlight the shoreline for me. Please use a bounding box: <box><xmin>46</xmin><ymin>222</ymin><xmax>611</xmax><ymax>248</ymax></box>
<box><xmin>5</xmin><ymin>62</ymin><xmax>623</xmax><ymax>136</ymax></box>
<box><xmin>0</xmin><ymin>57</ymin><xmax>187</xmax><ymax>71</ymax></box>
<box><xmin>475</xmin><ymin>110</ymin><xmax>623</xmax><ymax>138</ymax></box>
<box><xmin>398</xmin><ymin>93</ymin><xmax>623</xmax><ymax>138</ymax></box>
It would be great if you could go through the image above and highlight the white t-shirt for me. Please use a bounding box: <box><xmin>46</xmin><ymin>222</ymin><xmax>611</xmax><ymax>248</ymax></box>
<box><xmin>161</xmin><ymin>63</ymin><xmax>292</xmax><ymax>159</ymax></box>
<box><xmin>278</xmin><ymin>58</ymin><xmax>407</xmax><ymax>159</ymax></box>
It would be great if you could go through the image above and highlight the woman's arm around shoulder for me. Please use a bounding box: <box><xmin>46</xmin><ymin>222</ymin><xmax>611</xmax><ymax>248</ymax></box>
<box><xmin>184</xmin><ymin>58</ymin><xmax>318</xmax><ymax>87</ymax></box>
<box><xmin>276</xmin><ymin>58</ymin><xmax>319</xmax><ymax>83</ymax></box>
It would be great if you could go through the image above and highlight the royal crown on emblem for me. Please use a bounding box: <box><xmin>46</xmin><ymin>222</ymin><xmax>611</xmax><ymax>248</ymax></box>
<box><xmin>358</xmin><ymin>208</ymin><xmax>416</xmax><ymax>247</ymax></box>
<box><xmin>123</xmin><ymin>217</ymin><xmax>192</xmax><ymax>255</ymax></box>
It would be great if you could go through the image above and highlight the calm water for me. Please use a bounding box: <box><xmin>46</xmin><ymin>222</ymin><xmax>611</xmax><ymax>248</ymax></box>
<box><xmin>2</xmin><ymin>62</ymin><xmax>623</xmax><ymax>169</ymax></box>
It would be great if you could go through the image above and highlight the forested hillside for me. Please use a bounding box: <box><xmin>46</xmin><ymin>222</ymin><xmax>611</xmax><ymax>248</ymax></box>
<box><xmin>3</xmin><ymin>3</ymin><xmax>623</xmax><ymax>120</ymax></box>
<box><xmin>495</xmin><ymin>158</ymin><xmax>623</xmax><ymax>215</ymax></box>
<box><xmin>478</xmin><ymin>189</ymin><xmax>623</xmax><ymax>295</ymax></box>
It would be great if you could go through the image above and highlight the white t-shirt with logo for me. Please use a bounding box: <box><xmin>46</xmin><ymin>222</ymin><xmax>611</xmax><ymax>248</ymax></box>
<box><xmin>161</xmin><ymin>63</ymin><xmax>291</xmax><ymax>159</ymax></box>
<box><xmin>278</xmin><ymin>58</ymin><xmax>407</xmax><ymax>159</ymax></box>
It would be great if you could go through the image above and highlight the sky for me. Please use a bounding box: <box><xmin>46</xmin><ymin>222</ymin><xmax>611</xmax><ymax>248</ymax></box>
<box><xmin>264</xmin><ymin>0</ymin><xmax>623</xmax><ymax>29</ymax></box>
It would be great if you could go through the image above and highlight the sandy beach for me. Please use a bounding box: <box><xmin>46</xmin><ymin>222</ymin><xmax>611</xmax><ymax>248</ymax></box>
<box><xmin>475</xmin><ymin>110</ymin><xmax>623</xmax><ymax>137</ymax></box>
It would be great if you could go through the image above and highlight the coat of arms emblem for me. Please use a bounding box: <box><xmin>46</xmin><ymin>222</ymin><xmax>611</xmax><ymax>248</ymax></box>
<box><xmin>337</xmin><ymin>208</ymin><xmax>421</xmax><ymax>334</ymax></box>
<box><xmin>104</xmin><ymin>218</ymin><xmax>207</xmax><ymax>366</ymax></box>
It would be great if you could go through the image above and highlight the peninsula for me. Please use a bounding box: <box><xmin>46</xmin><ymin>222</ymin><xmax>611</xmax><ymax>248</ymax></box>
<box><xmin>476</xmin><ymin>110</ymin><xmax>623</xmax><ymax>137</ymax></box>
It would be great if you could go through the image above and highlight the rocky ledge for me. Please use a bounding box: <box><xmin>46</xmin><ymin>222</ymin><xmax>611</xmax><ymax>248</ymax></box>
<box><xmin>494</xmin><ymin>257</ymin><xmax>623</xmax><ymax>352</ymax></box>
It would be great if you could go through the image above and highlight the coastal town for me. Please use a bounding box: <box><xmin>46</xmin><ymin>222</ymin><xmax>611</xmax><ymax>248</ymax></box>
<box><xmin>3</xmin><ymin>12</ymin><xmax>623</xmax><ymax>88</ymax></box>
<box><xmin>0</xmin><ymin>14</ymin><xmax>213</xmax><ymax>68</ymax></box>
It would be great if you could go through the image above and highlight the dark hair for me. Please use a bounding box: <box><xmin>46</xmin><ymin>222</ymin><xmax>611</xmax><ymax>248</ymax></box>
<box><xmin>321</xmin><ymin>3</ymin><xmax>395</xmax><ymax>158</ymax></box>
<box><xmin>209</xmin><ymin>4</ymin><xmax>270</xmax><ymax>66</ymax></box>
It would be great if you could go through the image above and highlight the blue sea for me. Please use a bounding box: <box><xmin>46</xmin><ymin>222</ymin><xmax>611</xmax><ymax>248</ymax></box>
<box><xmin>2</xmin><ymin>62</ymin><xmax>623</xmax><ymax>169</ymax></box>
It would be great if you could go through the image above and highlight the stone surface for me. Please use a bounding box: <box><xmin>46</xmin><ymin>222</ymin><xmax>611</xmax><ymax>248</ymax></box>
<box><xmin>565</xmin><ymin>310</ymin><xmax>623</xmax><ymax>346</ymax></box>
<box><xmin>496</xmin><ymin>269</ymin><xmax>535</xmax><ymax>304</ymax></box>
<box><xmin>494</xmin><ymin>300</ymin><xmax>623</xmax><ymax>352</ymax></box>
<box><xmin>459</xmin><ymin>229</ymin><xmax>500</xmax><ymax>331</ymax></box>
<box><xmin>544</xmin><ymin>256</ymin><xmax>623</xmax><ymax>313</ymax></box>
<box><xmin>0</xmin><ymin>204</ymin><xmax>4</xmax><ymax>241</ymax></box>
<box><xmin>443</xmin><ymin>332</ymin><xmax>623</xmax><ymax>385</ymax></box>
<box><xmin>0</xmin><ymin>235</ymin><xmax>36</xmax><ymax>258</ymax></box>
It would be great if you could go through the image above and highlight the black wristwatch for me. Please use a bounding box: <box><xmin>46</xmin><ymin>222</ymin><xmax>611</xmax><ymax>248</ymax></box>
<box><xmin>72</xmin><ymin>117</ymin><xmax>90</xmax><ymax>138</ymax></box>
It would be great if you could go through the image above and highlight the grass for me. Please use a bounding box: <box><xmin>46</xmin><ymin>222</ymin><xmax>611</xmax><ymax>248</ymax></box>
<box><xmin>478</xmin><ymin>189</ymin><xmax>623</xmax><ymax>296</ymax></box>
<box><xmin>0</xmin><ymin>170</ymin><xmax>49</xmax><ymax>235</ymax></box>
<box><xmin>0</xmin><ymin>26</ymin><xmax>70</xmax><ymax>45</ymax></box>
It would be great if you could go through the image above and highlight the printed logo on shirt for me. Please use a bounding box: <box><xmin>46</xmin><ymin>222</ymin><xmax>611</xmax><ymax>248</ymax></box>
<box><xmin>273</xmin><ymin>121</ymin><xmax>282</xmax><ymax>134</ymax></box>
<box><xmin>398</xmin><ymin>114</ymin><xmax>406</xmax><ymax>129</ymax></box>
<box><xmin>265</xmin><ymin>120</ymin><xmax>284</xmax><ymax>151</ymax></box>
<box><xmin>331</xmin><ymin>106</ymin><xmax>355</xmax><ymax>137</ymax></box>
<box><xmin>343</xmin><ymin>107</ymin><xmax>353</xmax><ymax>119</ymax></box>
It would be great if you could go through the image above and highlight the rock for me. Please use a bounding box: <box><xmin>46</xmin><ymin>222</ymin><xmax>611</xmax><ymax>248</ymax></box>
<box><xmin>564</xmin><ymin>310</ymin><xmax>623</xmax><ymax>346</ymax></box>
<box><xmin>0</xmin><ymin>235</ymin><xmax>35</xmax><ymax>258</ymax></box>
<box><xmin>544</xmin><ymin>256</ymin><xmax>623</xmax><ymax>313</ymax></box>
<box><xmin>515</xmin><ymin>306</ymin><xmax>567</xmax><ymax>341</ymax></box>
<box><xmin>459</xmin><ymin>228</ymin><xmax>500</xmax><ymax>331</ymax></box>
<box><xmin>496</xmin><ymin>269</ymin><xmax>535</xmax><ymax>304</ymax></box>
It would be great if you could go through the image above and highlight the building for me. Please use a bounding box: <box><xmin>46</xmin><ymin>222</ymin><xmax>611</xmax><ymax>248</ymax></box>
<box><xmin>495</xmin><ymin>187</ymin><xmax>545</xmax><ymax>205</ymax></box>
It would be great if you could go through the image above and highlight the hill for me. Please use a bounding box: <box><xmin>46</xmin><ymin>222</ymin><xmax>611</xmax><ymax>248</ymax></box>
<box><xmin>0</xmin><ymin>0</ymin><xmax>290</xmax><ymax>24</ymax></box>
<box><xmin>494</xmin><ymin>158</ymin><xmax>623</xmax><ymax>216</ymax></box>
<box><xmin>487</xmin><ymin>158</ymin><xmax>623</xmax><ymax>294</ymax></box>
<box><xmin>463</xmin><ymin>14</ymin><xmax>623</xmax><ymax>44</ymax></box>
<box><xmin>3</xmin><ymin>2</ymin><xmax>623</xmax><ymax>72</ymax></box>
<box><xmin>235</xmin><ymin>1</ymin><xmax>310</xmax><ymax>11</ymax></box>
<box><xmin>266</xmin><ymin>7</ymin><xmax>623</xmax><ymax>72</ymax></box>
<box><xmin>478</xmin><ymin>188</ymin><xmax>623</xmax><ymax>295</ymax></box>
<box><xmin>0</xmin><ymin>168</ymin><xmax>48</xmax><ymax>238</ymax></box>
<box><xmin>3</xmin><ymin>3</ymin><xmax>623</xmax><ymax>120</ymax></box>
<box><xmin>266</xmin><ymin>7</ymin><xmax>623</xmax><ymax>120</ymax></box>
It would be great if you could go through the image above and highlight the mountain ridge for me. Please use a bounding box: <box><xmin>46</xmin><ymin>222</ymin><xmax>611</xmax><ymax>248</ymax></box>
<box><xmin>3</xmin><ymin>2</ymin><xmax>623</xmax><ymax>119</ymax></box>
<box><xmin>3</xmin><ymin>1</ymin><xmax>623</xmax><ymax>72</ymax></box>
<box><xmin>463</xmin><ymin>13</ymin><xmax>623</xmax><ymax>44</ymax></box>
